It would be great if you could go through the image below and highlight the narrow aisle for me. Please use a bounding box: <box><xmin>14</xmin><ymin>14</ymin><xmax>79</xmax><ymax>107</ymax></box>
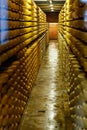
<box><xmin>19</xmin><ymin>41</ymin><xmax>70</xmax><ymax>130</ymax></box>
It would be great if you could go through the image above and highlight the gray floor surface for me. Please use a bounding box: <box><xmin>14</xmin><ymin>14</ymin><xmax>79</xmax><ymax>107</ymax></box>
<box><xmin>19</xmin><ymin>41</ymin><xmax>72</xmax><ymax>130</ymax></box>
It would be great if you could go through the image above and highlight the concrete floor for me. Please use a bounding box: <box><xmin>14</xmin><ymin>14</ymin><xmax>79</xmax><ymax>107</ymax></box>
<box><xmin>19</xmin><ymin>41</ymin><xmax>72</xmax><ymax>130</ymax></box>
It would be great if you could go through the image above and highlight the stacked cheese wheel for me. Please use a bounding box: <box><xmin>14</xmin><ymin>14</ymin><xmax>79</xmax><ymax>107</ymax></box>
<box><xmin>58</xmin><ymin>0</ymin><xmax>87</xmax><ymax>129</ymax></box>
<box><xmin>0</xmin><ymin>0</ymin><xmax>48</xmax><ymax>129</ymax></box>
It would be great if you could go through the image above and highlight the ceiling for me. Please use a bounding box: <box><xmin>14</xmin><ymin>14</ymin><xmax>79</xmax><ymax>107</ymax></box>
<box><xmin>34</xmin><ymin>0</ymin><xmax>65</xmax><ymax>13</ymax></box>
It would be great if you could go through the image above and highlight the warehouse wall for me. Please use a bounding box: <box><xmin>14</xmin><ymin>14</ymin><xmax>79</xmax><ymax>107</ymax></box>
<box><xmin>49</xmin><ymin>23</ymin><xmax>58</xmax><ymax>40</ymax></box>
<box><xmin>0</xmin><ymin>0</ymin><xmax>48</xmax><ymax>129</ymax></box>
<box><xmin>46</xmin><ymin>13</ymin><xmax>58</xmax><ymax>40</ymax></box>
<box><xmin>46</xmin><ymin>12</ymin><xmax>58</xmax><ymax>23</ymax></box>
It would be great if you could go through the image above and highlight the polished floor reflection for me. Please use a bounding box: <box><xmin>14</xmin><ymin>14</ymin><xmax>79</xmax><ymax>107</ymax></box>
<box><xmin>19</xmin><ymin>41</ymin><xmax>72</xmax><ymax>130</ymax></box>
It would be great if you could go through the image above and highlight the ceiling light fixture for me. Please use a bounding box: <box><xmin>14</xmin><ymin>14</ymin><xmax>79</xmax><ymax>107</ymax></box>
<box><xmin>50</xmin><ymin>4</ymin><xmax>53</xmax><ymax>7</ymax></box>
<box><xmin>49</xmin><ymin>0</ymin><xmax>52</xmax><ymax>4</ymax></box>
<box><xmin>51</xmin><ymin>7</ymin><xmax>53</xmax><ymax>10</ymax></box>
<box><xmin>51</xmin><ymin>9</ymin><xmax>54</xmax><ymax>12</ymax></box>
